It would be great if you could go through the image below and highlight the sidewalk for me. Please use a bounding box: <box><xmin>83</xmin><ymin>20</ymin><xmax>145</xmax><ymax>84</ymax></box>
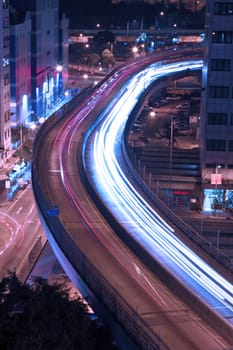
<box><xmin>0</xmin><ymin>139</ymin><xmax>33</xmax><ymax>206</ymax></box>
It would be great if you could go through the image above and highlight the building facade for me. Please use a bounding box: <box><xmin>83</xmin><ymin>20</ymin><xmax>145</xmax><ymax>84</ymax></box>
<box><xmin>200</xmin><ymin>0</ymin><xmax>233</xmax><ymax>210</ymax></box>
<box><xmin>10</xmin><ymin>9</ymin><xmax>31</xmax><ymax>148</ymax></box>
<box><xmin>0</xmin><ymin>0</ymin><xmax>12</xmax><ymax>166</ymax></box>
<box><xmin>10</xmin><ymin>0</ymin><xmax>68</xmax><ymax>122</ymax></box>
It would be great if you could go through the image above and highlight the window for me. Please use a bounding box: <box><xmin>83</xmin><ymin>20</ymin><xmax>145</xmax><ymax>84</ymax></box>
<box><xmin>208</xmin><ymin>113</ymin><xmax>228</xmax><ymax>125</ymax></box>
<box><xmin>211</xmin><ymin>58</ymin><xmax>231</xmax><ymax>71</ymax></box>
<box><xmin>3</xmin><ymin>73</ymin><xmax>9</xmax><ymax>86</ymax></box>
<box><xmin>212</xmin><ymin>31</ymin><xmax>232</xmax><ymax>44</ymax></box>
<box><xmin>209</xmin><ymin>86</ymin><xmax>229</xmax><ymax>98</ymax></box>
<box><xmin>3</xmin><ymin>36</ymin><xmax>9</xmax><ymax>48</ymax></box>
<box><xmin>3</xmin><ymin>16</ymin><xmax>8</xmax><ymax>28</ymax></box>
<box><xmin>4</xmin><ymin>110</ymin><xmax>10</xmax><ymax>122</ymax></box>
<box><xmin>228</xmin><ymin>140</ymin><xmax>233</xmax><ymax>151</ymax></box>
<box><xmin>4</xmin><ymin>91</ymin><xmax>9</xmax><ymax>104</ymax></box>
<box><xmin>2</xmin><ymin>0</ymin><xmax>8</xmax><ymax>9</ymax></box>
<box><xmin>206</xmin><ymin>163</ymin><xmax>218</xmax><ymax>168</ymax></box>
<box><xmin>206</xmin><ymin>139</ymin><xmax>226</xmax><ymax>151</ymax></box>
<box><xmin>214</xmin><ymin>2</ymin><xmax>233</xmax><ymax>15</ymax></box>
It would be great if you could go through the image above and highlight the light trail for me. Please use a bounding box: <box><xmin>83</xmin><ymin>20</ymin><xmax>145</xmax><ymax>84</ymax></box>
<box><xmin>83</xmin><ymin>59</ymin><xmax>233</xmax><ymax>320</ymax></box>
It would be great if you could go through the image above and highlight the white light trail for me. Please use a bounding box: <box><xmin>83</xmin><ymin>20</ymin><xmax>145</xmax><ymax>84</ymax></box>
<box><xmin>84</xmin><ymin>59</ymin><xmax>233</xmax><ymax>315</ymax></box>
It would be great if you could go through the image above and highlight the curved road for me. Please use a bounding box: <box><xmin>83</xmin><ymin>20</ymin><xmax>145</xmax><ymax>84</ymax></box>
<box><xmin>32</xmin><ymin>49</ymin><xmax>233</xmax><ymax>349</ymax></box>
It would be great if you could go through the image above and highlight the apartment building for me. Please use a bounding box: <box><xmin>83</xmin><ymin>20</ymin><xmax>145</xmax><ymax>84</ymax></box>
<box><xmin>200</xmin><ymin>0</ymin><xmax>233</xmax><ymax>209</ymax></box>
<box><xmin>0</xmin><ymin>0</ymin><xmax>11</xmax><ymax>167</ymax></box>
<box><xmin>10</xmin><ymin>9</ymin><xmax>31</xmax><ymax>148</ymax></box>
<box><xmin>10</xmin><ymin>0</ymin><xmax>68</xmax><ymax>121</ymax></box>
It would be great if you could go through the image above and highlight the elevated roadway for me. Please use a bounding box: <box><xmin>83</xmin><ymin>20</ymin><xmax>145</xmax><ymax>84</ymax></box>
<box><xmin>32</xmin><ymin>49</ymin><xmax>233</xmax><ymax>349</ymax></box>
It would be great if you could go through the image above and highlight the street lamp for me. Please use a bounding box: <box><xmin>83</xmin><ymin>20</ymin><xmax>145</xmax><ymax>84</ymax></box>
<box><xmin>169</xmin><ymin>114</ymin><xmax>175</xmax><ymax>190</ymax></box>
<box><xmin>215</xmin><ymin>163</ymin><xmax>221</xmax><ymax>192</ymax></box>
<box><xmin>132</xmin><ymin>46</ymin><xmax>139</xmax><ymax>57</ymax></box>
<box><xmin>212</xmin><ymin>164</ymin><xmax>222</xmax><ymax>213</ymax></box>
<box><xmin>20</xmin><ymin>125</ymin><xmax>23</xmax><ymax>158</ymax></box>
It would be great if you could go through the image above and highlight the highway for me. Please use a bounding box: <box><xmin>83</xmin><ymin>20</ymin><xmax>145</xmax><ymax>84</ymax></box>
<box><xmin>32</xmin><ymin>49</ymin><xmax>233</xmax><ymax>349</ymax></box>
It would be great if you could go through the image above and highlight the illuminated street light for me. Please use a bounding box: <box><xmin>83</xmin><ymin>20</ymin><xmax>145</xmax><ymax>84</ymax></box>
<box><xmin>150</xmin><ymin>111</ymin><xmax>156</xmax><ymax>118</ymax></box>
<box><xmin>38</xmin><ymin>117</ymin><xmax>45</xmax><ymax>124</ymax></box>
<box><xmin>56</xmin><ymin>64</ymin><xmax>63</xmax><ymax>73</ymax></box>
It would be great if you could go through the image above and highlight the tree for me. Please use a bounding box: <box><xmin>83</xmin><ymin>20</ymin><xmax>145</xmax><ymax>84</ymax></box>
<box><xmin>86</xmin><ymin>53</ymin><xmax>101</xmax><ymax>73</ymax></box>
<box><xmin>0</xmin><ymin>272</ymin><xmax>119</xmax><ymax>350</ymax></box>
<box><xmin>101</xmin><ymin>49</ymin><xmax>115</xmax><ymax>69</ymax></box>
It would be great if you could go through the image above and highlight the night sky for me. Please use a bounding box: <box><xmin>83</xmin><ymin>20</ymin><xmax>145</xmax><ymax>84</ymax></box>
<box><xmin>59</xmin><ymin>0</ymin><xmax>113</xmax><ymax>28</ymax></box>
<box><xmin>59</xmin><ymin>0</ymin><xmax>205</xmax><ymax>30</ymax></box>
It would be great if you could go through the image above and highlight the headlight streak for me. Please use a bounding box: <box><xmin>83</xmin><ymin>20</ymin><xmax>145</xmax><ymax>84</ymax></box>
<box><xmin>85</xmin><ymin>59</ymin><xmax>233</xmax><ymax>313</ymax></box>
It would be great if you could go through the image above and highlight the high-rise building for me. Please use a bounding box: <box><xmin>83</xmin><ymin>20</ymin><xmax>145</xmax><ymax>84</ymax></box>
<box><xmin>0</xmin><ymin>0</ymin><xmax>12</xmax><ymax>167</ymax></box>
<box><xmin>10</xmin><ymin>0</ymin><xmax>68</xmax><ymax>122</ymax></box>
<box><xmin>9</xmin><ymin>8</ymin><xmax>31</xmax><ymax>148</ymax></box>
<box><xmin>200</xmin><ymin>0</ymin><xmax>233</xmax><ymax>209</ymax></box>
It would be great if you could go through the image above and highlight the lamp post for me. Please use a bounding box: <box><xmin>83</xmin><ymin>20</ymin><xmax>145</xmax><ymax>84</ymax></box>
<box><xmin>215</xmin><ymin>164</ymin><xmax>221</xmax><ymax>189</ymax></box>
<box><xmin>169</xmin><ymin>114</ymin><xmax>175</xmax><ymax>190</ymax></box>
<box><xmin>213</xmin><ymin>164</ymin><xmax>221</xmax><ymax>214</ymax></box>
<box><xmin>20</xmin><ymin>124</ymin><xmax>23</xmax><ymax>158</ymax></box>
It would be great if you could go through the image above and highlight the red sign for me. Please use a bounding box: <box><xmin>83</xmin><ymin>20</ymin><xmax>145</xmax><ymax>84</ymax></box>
<box><xmin>211</xmin><ymin>173</ymin><xmax>222</xmax><ymax>185</ymax></box>
<box><xmin>173</xmin><ymin>190</ymin><xmax>190</xmax><ymax>195</ymax></box>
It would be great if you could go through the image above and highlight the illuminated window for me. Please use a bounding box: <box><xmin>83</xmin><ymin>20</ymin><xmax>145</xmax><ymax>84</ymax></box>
<box><xmin>2</xmin><ymin>56</ymin><xmax>9</xmax><ymax>67</ymax></box>
<box><xmin>212</xmin><ymin>31</ymin><xmax>232</xmax><ymax>44</ymax></box>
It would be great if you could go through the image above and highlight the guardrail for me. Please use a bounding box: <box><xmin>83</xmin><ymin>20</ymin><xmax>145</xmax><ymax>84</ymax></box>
<box><xmin>32</xmin><ymin>93</ymin><xmax>171</xmax><ymax>350</ymax></box>
<box><xmin>125</xmin><ymin>142</ymin><xmax>233</xmax><ymax>273</ymax></box>
<box><xmin>32</xmin><ymin>51</ymin><xmax>232</xmax><ymax>347</ymax></box>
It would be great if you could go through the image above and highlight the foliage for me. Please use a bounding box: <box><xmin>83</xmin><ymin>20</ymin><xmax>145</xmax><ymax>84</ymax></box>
<box><xmin>101</xmin><ymin>49</ymin><xmax>115</xmax><ymax>68</ymax></box>
<box><xmin>0</xmin><ymin>272</ymin><xmax>119</xmax><ymax>350</ymax></box>
<box><xmin>86</xmin><ymin>53</ymin><xmax>100</xmax><ymax>68</ymax></box>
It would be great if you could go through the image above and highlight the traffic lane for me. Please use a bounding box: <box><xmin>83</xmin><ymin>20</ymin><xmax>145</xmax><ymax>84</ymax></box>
<box><xmin>0</xmin><ymin>186</ymin><xmax>46</xmax><ymax>281</ymax></box>
<box><xmin>41</xmin><ymin>118</ymin><xmax>227</xmax><ymax>350</ymax></box>
<box><xmin>59</xmin><ymin>77</ymin><xmax>230</xmax><ymax>348</ymax></box>
<box><xmin>82</xmin><ymin>60</ymin><xmax>233</xmax><ymax>341</ymax></box>
<box><xmin>33</xmin><ymin>50</ymin><xmax>231</xmax><ymax>348</ymax></box>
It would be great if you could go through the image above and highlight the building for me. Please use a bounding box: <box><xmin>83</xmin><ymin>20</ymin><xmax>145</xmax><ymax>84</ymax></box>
<box><xmin>0</xmin><ymin>0</ymin><xmax>12</xmax><ymax>167</ymax></box>
<box><xmin>200</xmin><ymin>0</ymin><xmax>233</xmax><ymax>210</ymax></box>
<box><xmin>0</xmin><ymin>0</ymin><xmax>69</xmax><ymax>192</ymax></box>
<box><xmin>10</xmin><ymin>0</ymin><xmax>69</xmax><ymax>122</ymax></box>
<box><xmin>9</xmin><ymin>8</ymin><xmax>31</xmax><ymax>148</ymax></box>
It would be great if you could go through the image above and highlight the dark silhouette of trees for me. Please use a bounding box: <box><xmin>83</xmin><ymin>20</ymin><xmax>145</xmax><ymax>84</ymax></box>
<box><xmin>0</xmin><ymin>272</ymin><xmax>119</xmax><ymax>350</ymax></box>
